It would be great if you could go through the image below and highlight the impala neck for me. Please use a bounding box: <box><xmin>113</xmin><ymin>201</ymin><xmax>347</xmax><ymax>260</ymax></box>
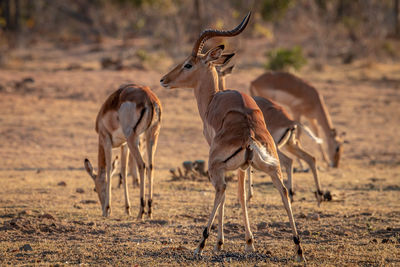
<box><xmin>193</xmin><ymin>67</ymin><xmax>219</xmax><ymax>121</ymax></box>
<box><xmin>315</xmin><ymin>99</ymin><xmax>334</xmax><ymax>137</ymax></box>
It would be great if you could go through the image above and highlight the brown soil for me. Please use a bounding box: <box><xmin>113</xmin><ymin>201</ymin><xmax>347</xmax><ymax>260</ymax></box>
<box><xmin>0</xmin><ymin>40</ymin><xmax>399</xmax><ymax>266</ymax></box>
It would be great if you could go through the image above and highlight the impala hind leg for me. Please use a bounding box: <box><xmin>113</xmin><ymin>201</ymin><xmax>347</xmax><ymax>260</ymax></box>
<box><xmin>129</xmin><ymin>153</ymin><xmax>139</xmax><ymax>187</ymax></box>
<box><xmin>120</xmin><ymin>145</ymin><xmax>131</xmax><ymax>215</ymax></box>
<box><xmin>145</xmin><ymin>124</ymin><xmax>160</xmax><ymax>219</ymax></box>
<box><xmin>246</xmin><ymin>167</ymin><xmax>254</xmax><ymax>202</ymax></box>
<box><xmin>238</xmin><ymin>169</ymin><xmax>255</xmax><ymax>252</ymax></box>
<box><xmin>286</xmin><ymin>138</ymin><xmax>323</xmax><ymax>206</ymax></box>
<box><xmin>127</xmin><ymin>135</ymin><xmax>146</xmax><ymax>220</ymax></box>
<box><xmin>194</xmin><ymin>166</ymin><xmax>226</xmax><ymax>256</ymax></box>
<box><xmin>278</xmin><ymin>150</ymin><xmax>294</xmax><ymax>203</ymax></box>
<box><xmin>253</xmin><ymin>158</ymin><xmax>305</xmax><ymax>262</ymax></box>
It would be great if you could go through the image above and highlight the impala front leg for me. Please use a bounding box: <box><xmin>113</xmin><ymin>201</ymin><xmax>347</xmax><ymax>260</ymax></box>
<box><xmin>129</xmin><ymin>153</ymin><xmax>139</xmax><ymax>187</ymax></box>
<box><xmin>121</xmin><ymin>145</ymin><xmax>131</xmax><ymax>215</ymax></box>
<box><xmin>103</xmin><ymin>135</ymin><xmax>113</xmax><ymax>217</ymax></box>
<box><xmin>146</xmin><ymin>125</ymin><xmax>160</xmax><ymax>219</ymax></box>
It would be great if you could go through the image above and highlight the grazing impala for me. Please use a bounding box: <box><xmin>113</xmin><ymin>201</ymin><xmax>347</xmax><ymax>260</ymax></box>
<box><xmin>160</xmin><ymin>13</ymin><xmax>305</xmax><ymax>261</ymax></box>
<box><xmin>250</xmin><ymin>71</ymin><xmax>343</xmax><ymax>168</ymax></box>
<box><xmin>217</xmin><ymin>65</ymin><xmax>326</xmax><ymax>205</ymax></box>
<box><xmin>84</xmin><ymin>84</ymin><xmax>161</xmax><ymax>218</ymax></box>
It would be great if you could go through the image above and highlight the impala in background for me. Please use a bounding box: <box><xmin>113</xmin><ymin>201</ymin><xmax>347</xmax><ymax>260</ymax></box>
<box><xmin>84</xmin><ymin>84</ymin><xmax>161</xmax><ymax>219</ymax></box>
<box><xmin>250</xmin><ymin>71</ymin><xmax>344</xmax><ymax>168</ymax></box>
<box><xmin>218</xmin><ymin>65</ymin><xmax>329</xmax><ymax>205</ymax></box>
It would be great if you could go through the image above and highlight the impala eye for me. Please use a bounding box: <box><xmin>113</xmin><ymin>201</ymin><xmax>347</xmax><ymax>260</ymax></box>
<box><xmin>184</xmin><ymin>63</ymin><xmax>192</xmax><ymax>69</ymax></box>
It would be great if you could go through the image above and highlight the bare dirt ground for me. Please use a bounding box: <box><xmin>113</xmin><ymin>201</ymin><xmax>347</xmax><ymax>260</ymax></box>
<box><xmin>0</xmin><ymin>40</ymin><xmax>400</xmax><ymax>266</ymax></box>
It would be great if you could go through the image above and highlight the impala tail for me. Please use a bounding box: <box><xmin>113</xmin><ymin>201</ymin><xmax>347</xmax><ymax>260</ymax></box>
<box><xmin>296</xmin><ymin>123</ymin><xmax>323</xmax><ymax>144</ymax></box>
<box><xmin>248</xmin><ymin>138</ymin><xmax>278</xmax><ymax>166</ymax></box>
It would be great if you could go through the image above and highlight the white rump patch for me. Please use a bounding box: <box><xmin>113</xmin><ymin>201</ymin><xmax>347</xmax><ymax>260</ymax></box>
<box><xmin>249</xmin><ymin>140</ymin><xmax>278</xmax><ymax>166</ymax></box>
<box><xmin>118</xmin><ymin>102</ymin><xmax>137</xmax><ymax>138</ymax></box>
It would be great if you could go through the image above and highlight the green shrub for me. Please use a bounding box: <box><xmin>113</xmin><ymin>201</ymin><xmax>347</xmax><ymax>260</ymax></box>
<box><xmin>265</xmin><ymin>46</ymin><xmax>307</xmax><ymax>71</ymax></box>
<box><xmin>260</xmin><ymin>0</ymin><xmax>294</xmax><ymax>22</ymax></box>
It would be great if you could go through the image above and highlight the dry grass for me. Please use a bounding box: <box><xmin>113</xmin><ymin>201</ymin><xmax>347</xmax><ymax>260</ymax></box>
<box><xmin>0</xmin><ymin>40</ymin><xmax>399</xmax><ymax>266</ymax></box>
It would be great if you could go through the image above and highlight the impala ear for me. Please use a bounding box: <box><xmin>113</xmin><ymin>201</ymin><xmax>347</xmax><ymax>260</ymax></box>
<box><xmin>205</xmin><ymin>45</ymin><xmax>225</xmax><ymax>63</ymax></box>
<box><xmin>221</xmin><ymin>65</ymin><xmax>234</xmax><ymax>76</ymax></box>
<box><xmin>214</xmin><ymin>53</ymin><xmax>235</xmax><ymax>66</ymax></box>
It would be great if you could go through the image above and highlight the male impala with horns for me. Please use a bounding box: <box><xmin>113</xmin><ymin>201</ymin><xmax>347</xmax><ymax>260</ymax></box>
<box><xmin>160</xmin><ymin>13</ymin><xmax>306</xmax><ymax>262</ymax></box>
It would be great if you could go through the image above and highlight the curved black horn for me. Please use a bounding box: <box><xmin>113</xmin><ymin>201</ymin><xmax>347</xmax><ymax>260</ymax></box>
<box><xmin>191</xmin><ymin>12</ymin><xmax>251</xmax><ymax>57</ymax></box>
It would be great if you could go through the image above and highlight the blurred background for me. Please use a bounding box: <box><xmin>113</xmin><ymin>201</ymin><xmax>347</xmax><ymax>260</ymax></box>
<box><xmin>0</xmin><ymin>0</ymin><xmax>399</xmax><ymax>72</ymax></box>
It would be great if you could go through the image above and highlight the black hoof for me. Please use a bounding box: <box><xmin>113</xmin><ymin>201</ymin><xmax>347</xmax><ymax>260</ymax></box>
<box><xmin>324</xmin><ymin>191</ymin><xmax>332</xmax><ymax>201</ymax></box>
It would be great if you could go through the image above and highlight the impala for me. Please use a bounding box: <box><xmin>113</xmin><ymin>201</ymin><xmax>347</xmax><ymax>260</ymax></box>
<box><xmin>84</xmin><ymin>84</ymin><xmax>161</xmax><ymax>218</ymax></box>
<box><xmin>250</xmin><ymin>71</ymin><xmax>343</xmax><ymax>168</ymax></box>
<box><xmin>217</xmin><ymin>65</ymin><xmax>326</xmax><ymax>205</ymax></box>
<box><xmin>160</xmin><ymin>13</ymin><xmax>305</xmax><ymax>261</ymax></box>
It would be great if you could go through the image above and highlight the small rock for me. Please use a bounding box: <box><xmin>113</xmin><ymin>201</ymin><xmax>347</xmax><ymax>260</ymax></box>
<box><xmin>57</xmin><ymin>181</ymin><xmax>67</xmax><ymax>186</ymax></box>
<box><xmin>19</xmin><ymin>244</ymin><xmax>33</xmax><ymax>252</ymax></box>
<box><xmin>308</xmin><ymin>213</ymin><xmax>320</xmax><ymax>221</ymax></box>
<box><xmin>80</xmin><ymin>200</ymin><xmax>97</xmax><ymax>204</ymax></box>
<box><xmin>257</xmin><ymin>221</ymin><xmax>268</xmax><ymax>230</ymax></box>
<box><xmin>39</xmin><ymin>213</ymin><xmax>55</xmax><ymax>220</ymax></box>
<box><xmin>149</xmin><ymin>219</ymin><xmax>168</xmax><ymax>225</ymax></box>
<box><xmin>76</xmin><ymin>188</ymin><xmax>85</xmax><ymax>194</ymax></box>
<box><xmin>298</xmin><ymin>213</ymin><xmax>307</xmax><ymax>219</ymax></box>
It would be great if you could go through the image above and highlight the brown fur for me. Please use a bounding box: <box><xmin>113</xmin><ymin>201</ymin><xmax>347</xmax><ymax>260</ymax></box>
<box><xmin>87</xmin><ymin>83</ymin><xmax>162</xmax><ymax>218</ymax></box>
<box><xmin>250</xmin><ymin>71</ymin><xmax>342</xmax><ymax>167</ymax></box>
<box><xmin>96</xmin><ymin>84</ymin><xmax>162</xmax><ymax>133</ymax></box>
<box><xmin>161</xmin><ymin>42</ymin><xmax>303</xmax><ymax>260</ymax></box>
<box><xmin>218</xmin><ymin>67</ymin><xmax>325</xmax><ymax>205</ymax></box>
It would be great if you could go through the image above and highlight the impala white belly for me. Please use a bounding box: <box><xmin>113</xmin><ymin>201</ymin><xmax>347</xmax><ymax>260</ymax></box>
<box><xmin>271</xmin><ymin>127</ymin><xmax>288</xmax><ymax>144</ymax></box>
<box><xmin>267</xmin><ymin>89</ymin><xmax>303</xmax><ymax>108</ymax></box>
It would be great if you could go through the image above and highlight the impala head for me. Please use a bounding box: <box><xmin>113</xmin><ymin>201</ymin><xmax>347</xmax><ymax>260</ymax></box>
<box><xmin>327</xmin><ymin>128</ymin><xmax>344</xmax><ymax>168</ymax></box>
<box><xmin>84</xmin><ymin>157</ymin><xmax>118</xmax><ymax>211</ymax></box>
<box><xmin>160</xmin><ymin>12</ymin><xmax>250</xmax><ymax>90</ymax></box>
